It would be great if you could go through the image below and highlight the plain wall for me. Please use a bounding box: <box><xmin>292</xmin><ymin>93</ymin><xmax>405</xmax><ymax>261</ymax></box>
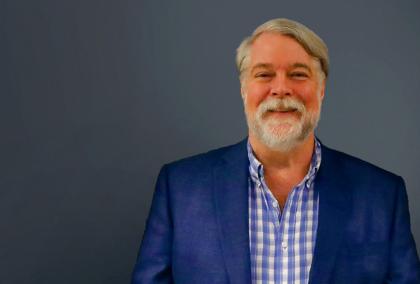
<box><xmin>1</xmin><ymin>0</ymin><xmax>419</xmax><ymax>283</ymax></box>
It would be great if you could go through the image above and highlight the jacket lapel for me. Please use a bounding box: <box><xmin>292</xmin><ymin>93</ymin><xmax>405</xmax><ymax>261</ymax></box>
<box><xmin>212</xmin><ymin>139</ymin><xmax>252</xmax><ymax>284</ymax></box>
<box><xmin>309</xmin><ymin>145</ymin><xmax>353</xmax><ymax>284</ymax></box>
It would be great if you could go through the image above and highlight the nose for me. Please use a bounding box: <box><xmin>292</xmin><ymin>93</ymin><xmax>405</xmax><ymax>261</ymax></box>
<box><xmin>270</xmin><ymin>74</ymin><xmax>292</xmax><ymax>97</ymax></box>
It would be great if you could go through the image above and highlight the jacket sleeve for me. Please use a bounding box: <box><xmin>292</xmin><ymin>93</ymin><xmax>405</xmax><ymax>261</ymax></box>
<box><xmin>386</xmin><ymin>176</ymin><xmax>420</xmax><ymax>283</ymax></box>
<box><xmin>131</xmin><ymin>165</ymin><xmax>174</xmax><ymax>284</ymax></box>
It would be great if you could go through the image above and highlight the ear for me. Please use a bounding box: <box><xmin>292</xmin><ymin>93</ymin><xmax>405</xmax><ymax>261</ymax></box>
<box><xmin>240</xmin><ymin>83</ymin><xmax>247</xmax><ymax>100</ymax></box>
<box><xmin>319</xmin><ymin>78</ymin><xmax>326</xmax><ymax>101</ymax></box>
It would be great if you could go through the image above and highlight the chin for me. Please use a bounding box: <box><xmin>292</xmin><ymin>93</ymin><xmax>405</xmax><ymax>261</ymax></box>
<box><xmin>246</xmin><ymin>111</ymin><xmax>317</xmax><ymax>152</ymax></box>
<box><xmin>261</xmin><ymin>130</ymin><xmax>305</xmax><ymax>152</ymax></box>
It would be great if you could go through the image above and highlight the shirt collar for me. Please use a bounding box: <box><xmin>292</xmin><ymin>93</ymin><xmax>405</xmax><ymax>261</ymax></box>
<box><xmin>247</xmin><ymin>137</ymin><xmax>322</xmax><ymax>188</ymax></box>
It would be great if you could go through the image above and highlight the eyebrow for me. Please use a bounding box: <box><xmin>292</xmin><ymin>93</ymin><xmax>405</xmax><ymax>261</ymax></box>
<box><xmin>250</xmin><ymin>63</ymin><xmax>274</xmax><ymax>73</ymax></box>
<box><xmin>291</xmin><ymin>63</ymin><xmax>312</xmax><ymax>73</ymax></box>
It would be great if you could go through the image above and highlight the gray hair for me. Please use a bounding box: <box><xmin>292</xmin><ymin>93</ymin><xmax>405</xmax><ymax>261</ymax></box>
<box><xmin>236</xmin><ymin>18</ymin><xmax>329</xmax><ymax>83</ymax></box>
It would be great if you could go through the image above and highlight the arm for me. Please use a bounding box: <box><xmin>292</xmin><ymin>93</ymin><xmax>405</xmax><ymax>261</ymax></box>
<box><xmin>131</xmin><ymin>165</ymin><xmax>174</xmax><ymax>284</ymax></box>
<box><xmin>386</xmin><ymin>177</ymin><xmax>420</xmax><ymax>283</ymax></box>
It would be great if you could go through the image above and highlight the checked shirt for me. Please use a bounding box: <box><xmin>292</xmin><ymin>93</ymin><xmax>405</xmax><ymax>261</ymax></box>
<box><xmin>248</xmin><ymin>139</ymin><xmax>322</xmax><ymax>284</ymax></box>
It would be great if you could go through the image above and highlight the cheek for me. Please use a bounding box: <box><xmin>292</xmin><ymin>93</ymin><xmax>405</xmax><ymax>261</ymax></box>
<box><xmin>244</xmin><ymin>94</ymin><xmax>261</xmax><ymax>117</ymax></box>
<box><xmin>298</xmin><ymin>84</ymin><xmax>322</xmax><ymax>108</ymax></box>
<box><xmin>243</xmin><ymin>83</ymin><xmax>270</xmax><ymax>109</ymax></box>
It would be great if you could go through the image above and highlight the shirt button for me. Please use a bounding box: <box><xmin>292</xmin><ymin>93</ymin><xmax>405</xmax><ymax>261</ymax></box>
<box><xmin>272</xmin><ymin>201</ymin><xmax>278</xmax><ymax>208</ymax></box>
<box><xmin>281</xmin><ymin>242</ymin><xmax>287</xmax><ymax>250</ymax></box>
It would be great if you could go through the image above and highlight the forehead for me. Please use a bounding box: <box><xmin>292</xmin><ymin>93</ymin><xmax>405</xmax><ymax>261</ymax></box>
<box><xmin>249</xmin><ymin>32</ymin><xmax>315</xmax><ymax>68</ymax></box>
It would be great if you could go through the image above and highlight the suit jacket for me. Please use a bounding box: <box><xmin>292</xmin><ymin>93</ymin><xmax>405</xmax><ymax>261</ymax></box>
<box><xmin>132</xmin><ymin>139</ymin><xmax>420</xmax><ymax>283</ymax></box>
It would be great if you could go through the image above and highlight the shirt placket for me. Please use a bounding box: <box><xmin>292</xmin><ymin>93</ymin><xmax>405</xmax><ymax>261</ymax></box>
<box><xmin>263</xmin><ymin>174</ymin><xmax>310</xmax><ymax>284</ymax></box>
<box><xmin>259</xmin><ymin>169</ymin><xmax>295</xmax><ymax>283</ymax></box>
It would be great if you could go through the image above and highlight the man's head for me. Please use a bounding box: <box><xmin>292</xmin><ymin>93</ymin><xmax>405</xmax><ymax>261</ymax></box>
<box><xmin>236</xmin><ymin>18</ymin><xmax>329</xmax><ymax>152</ymax></box>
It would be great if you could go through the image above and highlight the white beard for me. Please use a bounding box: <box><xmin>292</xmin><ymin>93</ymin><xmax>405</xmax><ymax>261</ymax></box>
<box><xmin>244</xmin><ymin>95</ymin><xmax>321</xmax><ymax>152</ymax></box>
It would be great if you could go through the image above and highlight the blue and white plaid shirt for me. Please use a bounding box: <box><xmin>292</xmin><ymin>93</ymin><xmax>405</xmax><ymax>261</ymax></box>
<box><xmin>248</xmin><ymin>139</ymin><xmax>322</xmax><ymax>284</ymax></box>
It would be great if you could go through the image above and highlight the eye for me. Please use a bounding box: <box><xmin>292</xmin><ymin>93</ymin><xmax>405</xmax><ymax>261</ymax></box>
<box><xmin>255</xmin><ymin>72</ymin><xmax>274</xmax><ymax>79</ymax></box>
<box><xmin>290</xmin><ymin>72</ymin><xmax>309</xmax><ymax>79</ymax></box>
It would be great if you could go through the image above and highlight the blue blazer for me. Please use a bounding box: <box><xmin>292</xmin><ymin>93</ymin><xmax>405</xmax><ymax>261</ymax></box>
<box><xmin>132</xmin><ymin>139</ymin><xmax>420</xmax><ymax>283</ymax></box>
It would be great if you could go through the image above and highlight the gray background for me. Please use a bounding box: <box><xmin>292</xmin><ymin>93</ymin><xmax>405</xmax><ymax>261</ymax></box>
<box><xmin>1</xmin><ymin>0</ymin><xmax>419</xmax><ymax>283</ymax></box>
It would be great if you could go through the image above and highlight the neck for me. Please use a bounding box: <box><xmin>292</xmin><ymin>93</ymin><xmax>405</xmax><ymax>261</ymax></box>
<box><xmin>249</xmin><ymin>133</ymin><xmax>315</xmax><ymax>173</ymax></box>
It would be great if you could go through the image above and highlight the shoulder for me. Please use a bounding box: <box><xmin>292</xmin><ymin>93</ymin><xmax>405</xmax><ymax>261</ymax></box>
<box><xmin>160</xmin><ymin>138</ymin><xmax>247</xmax><ymax>180</ymax></box>
<box><xmin>320</xmin><ymin>143</ymin><xmax>404</xmax><ymax>191</ymax></box>
<box><xmin>154</xmin><ymin>139</ymin><xmax>248</xmax><ymax>202</ymax></box>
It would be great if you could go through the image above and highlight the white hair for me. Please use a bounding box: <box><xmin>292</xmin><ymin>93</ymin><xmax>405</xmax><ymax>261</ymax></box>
<box><xmin>236</xmin><ymin>18</ymin><xmax>329</xmax><ymax>83</ymax></box>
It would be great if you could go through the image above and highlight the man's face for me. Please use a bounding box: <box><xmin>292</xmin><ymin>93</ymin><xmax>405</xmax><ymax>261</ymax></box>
<box><xmin>241</xmin><ymin>32</ymin><xmax>326</xmax><ymax>151</ymax></box>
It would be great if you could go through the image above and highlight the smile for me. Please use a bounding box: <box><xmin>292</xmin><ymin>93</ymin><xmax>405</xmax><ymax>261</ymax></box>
<box><xmin>268</xmin><ymin>109</ymin><xmax>297</xmax><ymax>113</ymax></box>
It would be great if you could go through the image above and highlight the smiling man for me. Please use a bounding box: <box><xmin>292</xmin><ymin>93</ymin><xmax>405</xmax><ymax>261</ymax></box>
<box><xmin>132</xmin><ymin>18</ymin><xmax>420</xmax><ymax>284</ymax></box>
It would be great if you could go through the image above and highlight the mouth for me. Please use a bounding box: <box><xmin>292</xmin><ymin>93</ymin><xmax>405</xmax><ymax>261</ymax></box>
<box><xmin>263</xmin><ymin>108</ymin><xmax>300</xmax><ymax>121</ymax></box>
<box><xmin>268</xmin><ymin>108</ymin><xmax>298</xmax><ymax>113</ymax></box>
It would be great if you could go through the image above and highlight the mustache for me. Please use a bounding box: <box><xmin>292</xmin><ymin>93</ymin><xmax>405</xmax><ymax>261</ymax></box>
<box><xmin>257</xmin><ymin>97</ymin><xmax>306</xmax><ymax>115</ymax></box>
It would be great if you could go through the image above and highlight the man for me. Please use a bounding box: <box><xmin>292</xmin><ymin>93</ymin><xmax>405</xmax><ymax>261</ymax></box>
<box><xmin>132</xmin><ymin>18</ymin><xmax>420</xmax><ymax>283</ymax></box>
